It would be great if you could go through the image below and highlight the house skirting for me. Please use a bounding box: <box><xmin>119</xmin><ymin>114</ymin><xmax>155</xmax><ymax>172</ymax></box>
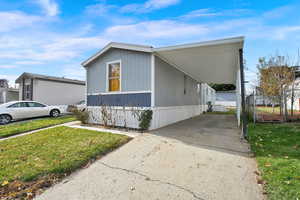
<box><xmin>87</xmin><ymin>105</ymin><xmax>204</xmax><ymax>130</ymax></box>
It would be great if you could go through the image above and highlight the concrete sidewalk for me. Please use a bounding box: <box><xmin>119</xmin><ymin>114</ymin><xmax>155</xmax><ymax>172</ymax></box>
<box><xmin>36</xmin><ymin>115</ymin><xmax>263</xmax><ymax>200</ymax></box>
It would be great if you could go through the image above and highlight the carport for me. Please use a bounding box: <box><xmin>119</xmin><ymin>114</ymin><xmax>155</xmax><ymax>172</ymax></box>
<box><xmin>153</xmin><ymin>36</ymin><xmax>247</xmax><ymax>137</ymax></box>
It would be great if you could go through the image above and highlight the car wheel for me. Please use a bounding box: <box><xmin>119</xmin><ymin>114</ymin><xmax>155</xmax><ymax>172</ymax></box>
<box><xmin>0</xmin><ymin>114</ymin><xmax>12</xmax><ymax>124</ymax></box>
<box><xmin>50</xmin><ymin>109</ymin><xmax>60</xmax><ymax>118</ymax></box>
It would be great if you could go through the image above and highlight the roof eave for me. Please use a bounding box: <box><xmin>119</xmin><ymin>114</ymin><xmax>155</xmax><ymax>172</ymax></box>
<box><xmin>81</xmin><ymin>42</ymin><xmax>153</xmax><ymax>67</ymax></box>
<box><xmin>153</xmin><ymin>36</ymin><xmax>244</xmax><ymax>52</ymax></box>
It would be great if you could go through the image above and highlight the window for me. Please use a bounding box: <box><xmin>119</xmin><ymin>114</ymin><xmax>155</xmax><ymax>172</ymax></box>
<box><xmin>107</xmin><ymin>61</ymin><xmax>121</xmax><ymax>92</ymax></box>
<box><xmin>27</xmin><ymin>102</ymin><xmax>46</xmax><ymax>107</ymax></box>
<box><xmin>8</xmin><ymin>102</ymin><xmax>28</xmax><ymax>108</ymax></box>
<box><xmin>25</xmin><ymin>84</ymin><xmax>31</xmax><ymax>99</ymax></box>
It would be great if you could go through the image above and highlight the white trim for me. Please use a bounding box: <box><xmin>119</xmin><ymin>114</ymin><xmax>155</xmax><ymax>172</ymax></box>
<box><xmin>87</xmin><ymin>90</ymin><xmax>151</xmax><ymax>95</ymax></box>
<box><xmin>153</xmin><ymin>36</ymin><xmax>244</xmax><ymax>52</ymax></box>
<box><xmin>151</xmin><ymin>54</ymin><xmax>155</xmax><ymax>107</ymax></box>
<box><xmin>82</xmin><ymin>42</ymin><xmax>152</xmax><ymax>67</ymax></box>
<box><xmin>106</xmin><ymin>60</ymin><xmax>122</xmax><ymax>93</ymax></box>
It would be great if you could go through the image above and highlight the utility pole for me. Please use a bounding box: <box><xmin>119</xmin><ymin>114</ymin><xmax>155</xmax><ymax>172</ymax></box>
<box><xmin>239</xmin><ymin>48</ymin><xmax>248</xmax><ymax>139</ymax></box>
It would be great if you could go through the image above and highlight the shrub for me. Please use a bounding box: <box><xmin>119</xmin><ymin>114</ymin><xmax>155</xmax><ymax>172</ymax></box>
<box><xmin>72</xmin><ymin>108</ymin><xmax>89</xmax><ymax>124</ymax></box>
<box><xmin>139</xmin><ymin>110</ymin><xmax>153</xmax><ymax>130</ymax></box>
<box><xmin>132</xmin><ymin>108</ymin><xmax>153</xmax><ymax>131</ymax></box>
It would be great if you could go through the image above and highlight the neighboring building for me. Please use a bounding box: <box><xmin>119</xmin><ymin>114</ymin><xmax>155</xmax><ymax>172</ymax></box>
<box><xmin>82</xmin><ymin>37</ymin><xmax>244</xmax><ymax>130</ymax></box>
<box><xmin>15</xmin><ymin>73</ymin><xmax>85</xmax><ymax>105</ymax></box>
<box><xmin>0</xmin><ymin>79</ymin><xmax>19</xmax><ymax>104</ymax></box>
<box><xmin>215</xmin><ymin>90</ymin><xmax>236</xmax><ymax>107</ymax></box>
<box><xmin>285</xmin><ymin>78</ymin><xmax>300</xmax><ymax>111</ymax></box>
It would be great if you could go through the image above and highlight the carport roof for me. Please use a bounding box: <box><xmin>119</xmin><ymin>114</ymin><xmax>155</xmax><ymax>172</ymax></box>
<box><xmin>82</xmin><ymin>36</ymin><xmax>244</xmax><ymax>84</ymax></box>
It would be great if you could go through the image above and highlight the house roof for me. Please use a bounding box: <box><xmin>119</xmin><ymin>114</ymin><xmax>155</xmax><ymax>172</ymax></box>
<box><xmin>15</xmin><ymin>72</ymin><xmax>85</xmax><ymax>85</ymax></box>
<box><xmin>82</xmin><ymin>42</ymin><xmax>153</xmax><ymax>66</ymax></box>
<box><xmin>82</xmin><ymin>36</ymin><xmax>244</xmax><ymax>84</ymax></box>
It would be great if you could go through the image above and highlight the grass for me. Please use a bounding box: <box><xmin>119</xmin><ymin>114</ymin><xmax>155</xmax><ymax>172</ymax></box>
<box><xmin>0</xmin><ymin>115</ymin><xmax>76</xmax><ymax>138</ymax></box>
<box><xmin>0</xmin><ymin>126</ymin><xmax>130</xmax><ymax>183</ymax></box>
<box><xmin>256</xmin><ymin>106</ymin><xmax>281</xmax><ymax>114</ymax></box>
<box><xmin>206</xmin><ymin>108</ymin><xmax>236</xmax><ymax>115</ymax></box>
<box><xmin>256</xmin><ymin>106</ymin><xmax>300</xmax><ymax>115</ymax></box>
<box><xmin>248</xmin><ymin>123</ymin><xmax>300</xmax><ymax>200</ymax></box>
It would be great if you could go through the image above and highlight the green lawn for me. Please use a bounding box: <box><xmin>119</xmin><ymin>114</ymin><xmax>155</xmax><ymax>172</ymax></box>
<box><xmin>0</xmin><ymin>126</ymin><xmax>130</xmax><ymax>183</ymax></box>
<box><xmin>248</xmin><ymin>123</ymin><xmax>300</xmax><ymax>200</ymax></box>
<box><xmin>256</xmin><ymin>106</ymin><xmax>281</xmax><ymax>114</ymax></box>
<box><xmin>206</xmin><ymin>108</ymin><xmax>236</xmax><ymax>115</ymax></box>
<box><xmin>0</xmin><ymin>115</ymin><xmax>76</xmax><ymax>138</ymax></box>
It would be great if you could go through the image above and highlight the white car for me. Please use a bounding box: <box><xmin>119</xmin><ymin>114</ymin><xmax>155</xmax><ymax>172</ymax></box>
<box><xmin>0</xmin><ymin>101</ymin><xmax>61</xmax><ymax>124</ymax></box>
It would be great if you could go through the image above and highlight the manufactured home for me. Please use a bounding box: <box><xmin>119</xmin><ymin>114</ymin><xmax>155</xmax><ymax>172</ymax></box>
<box><xmin>15</xmin><ymin>73</ymin><xmax>85</xmax><ymax>106</ymax></box>
<box><xmin>82</xmin><ymin>36</ymin><xmax>245</xmax><ymax>131</ymax></box>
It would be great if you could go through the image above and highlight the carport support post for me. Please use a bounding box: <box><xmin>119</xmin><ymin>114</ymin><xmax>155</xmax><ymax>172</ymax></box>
<box><xmin>239</xmin><ymin>48</ymin><xmax>248</xmax><ymax>139</ymax></box>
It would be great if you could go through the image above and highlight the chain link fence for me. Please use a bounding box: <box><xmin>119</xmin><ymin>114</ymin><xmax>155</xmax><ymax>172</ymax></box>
<box><xmin>246</xmin><ymin>89</ymin><xmax>300</xmax><ymax>123</ymax></box>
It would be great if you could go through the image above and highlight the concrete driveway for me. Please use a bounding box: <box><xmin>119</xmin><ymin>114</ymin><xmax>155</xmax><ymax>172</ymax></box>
<box><xmin>36</xmin><ymin>114</ymin><xmax>263</xmax><ymax>200</ymax></box>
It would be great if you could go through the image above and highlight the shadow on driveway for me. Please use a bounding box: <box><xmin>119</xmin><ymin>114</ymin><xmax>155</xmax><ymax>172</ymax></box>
<box><xmin>151</xmin><ymin>114</ymin><xmax>251</xmax><ymax>157</ymax></box>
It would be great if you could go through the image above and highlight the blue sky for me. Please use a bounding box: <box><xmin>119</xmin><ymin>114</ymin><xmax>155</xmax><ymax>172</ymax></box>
<box><xmin>1</xmin><ymin>0</ymin><xmax>300</xmax><ymax>91</ymax></box>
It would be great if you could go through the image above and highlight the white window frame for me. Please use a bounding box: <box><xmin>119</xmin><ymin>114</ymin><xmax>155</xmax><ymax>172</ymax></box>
<box><xmin>106</xmin><ymin>60</ymin><xmax>122</xmax><ymax>93</ymax></box>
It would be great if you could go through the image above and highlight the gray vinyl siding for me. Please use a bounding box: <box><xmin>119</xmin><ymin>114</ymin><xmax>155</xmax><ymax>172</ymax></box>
<box><xmin>86</xmin><ymin>48</ymin><xmax>151</xmax><ymax>94</ymax></box>
<box><xmin>87</xmin><ymin>93</ymin><xmax>151</xmax><ymax>107</ymax></box>
<box><xmin>154</xmin><ymin>56</ymin><xmax>200</xmax><ymax>107</ymax></box>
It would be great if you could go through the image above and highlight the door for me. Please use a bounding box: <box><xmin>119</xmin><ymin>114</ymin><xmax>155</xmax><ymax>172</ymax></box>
<box><xmin>26</xmin><ymin>102</ymin><xmax>49</xmax><ymax>117</ymax></box>
<box><xmin>6</xmin><ymin>102</ymin><xmax>31</xmax><ymax>119</ymax></box>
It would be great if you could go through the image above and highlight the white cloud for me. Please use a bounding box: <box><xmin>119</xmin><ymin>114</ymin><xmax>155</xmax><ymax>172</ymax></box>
<box><xmin>0</xmin><ymin>11</ymin><xmax>41</xmax><ymax>32</ymax></box>
<box><xmin>0</xmin><ymin>35</ymin><xmax>108</xmax><ymax>62</ymax></box>
<box><xmin>180</xmin><ymin>9</ymin><xmax>220</xmax><ymax>19</ymax></box>
<box><xmin>15</xmin><ymin>61</ymin><xmax>44</xmax><ymax>65</ymax></box>
<box><xmin>263</xmin><ymin>5</ymin><xmax>294</xmax><ymax>19</ymax></box>
<box><xmin>105</xmin><ymin>20</ymin><xmax>208</xmax><ymax>40</ymax></box>
<box><xmin>180</xmin><ymin>8</ymin><xmax>251</xmax><ymax>19</ymax></box>
<box><xmin>144</xmin><ymin>0</ymin><xmax>180</xmax><ymax>10</ymax></box>
<box><xmin>62</xmin><ymin>65</ymin><xmax>86</xmax><ymax>81</ymax></box>
<box><xmin>121</xmin><ymin>0</ymin><xmax>180</xmax><ymax>13</ymax></box>
<box><xmin>44</xmin><ymin>37</ymin><xmax>108</xmax><ymax>51</ymax></box>
<box><xmin>272</xmin><ymin>26</ymin><xmax>300</xmax><ymax>40</ymax></box>
<box><xmin>35</xmin><ymin>0</ymin><xmax>59</xmax><ymax>16</ymax></box>
<box><xmin>0</xmin><ymin>65</ymin><xmax>17</xmax><ymax>69</ymax></box>
<box><xmin>85</xmin><ymin>3</ymin><xmax>116</xmax><ymax>16</ymax></box>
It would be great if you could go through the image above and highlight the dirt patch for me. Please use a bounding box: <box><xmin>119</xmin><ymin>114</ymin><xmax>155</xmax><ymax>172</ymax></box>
<box><xmin>0</xmin><ymin>174</ymin><xmax>66</xmax><ymax>200</ymax></box>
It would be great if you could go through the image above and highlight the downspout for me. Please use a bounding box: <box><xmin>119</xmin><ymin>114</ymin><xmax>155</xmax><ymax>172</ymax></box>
<box><xmin>31</xmin><ymin>78</ymin><xmax>33</xmax><ymax>101</ymax></box>
<box><xmin>239</xmin><ymin>48</ymin><xmax>248</xmax><ymax>139</ymax></box>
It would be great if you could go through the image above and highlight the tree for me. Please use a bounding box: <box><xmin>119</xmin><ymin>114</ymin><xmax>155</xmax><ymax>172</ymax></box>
<box><xmin>257</xmin><ymin>56</ymin><xmax>293</xmax><ymax>115</ymax></box>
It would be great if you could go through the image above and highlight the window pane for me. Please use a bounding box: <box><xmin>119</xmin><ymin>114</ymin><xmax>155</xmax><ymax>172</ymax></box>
<box><xmin>8</xmin><ymin>103</ymin><xmax>20</xmax><ymax>108</ymax></box>
<box><xmin>109</xmin><ymin>79</ymin><xmax>120</xmax><ymax>91</ymax></box>
<box><xmin>20</xmin><ymin>102</ymin><xmax>28</xmax><ymax>107</ymax></box>
<box><xmin>35</xmin><ymin>103</ymin><xmax>46</xmax><ymax>107</ymax></box>
<box><xmin>109</xmin><ymin>63</ymin><xmax>120</xmax><ymax>78</ymax></box>
<box><xmin>27</xmin><ymin>102</ymin><xmax>45</xmax><ymax>107</ymax></box>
